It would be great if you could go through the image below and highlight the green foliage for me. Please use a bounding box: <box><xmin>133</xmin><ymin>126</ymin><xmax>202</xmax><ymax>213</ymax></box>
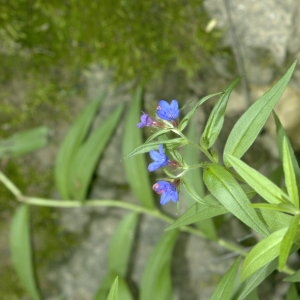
<box><xmin>55</xmin><ymin>93</ymin><xmax>124</xmax><ymax>200</ymax></box>
<box><xmin>140</xmin><ymin>230</ymin><xmax>179</xmax><ymax>300</ymax></box>
<box><xmin>122</xmin><ymin>88</ymin><xmax>155</xmax><ymax>208</ymax></box>
<box><xmin>10</xmin><ymin>205</ymin><xmax>41</xmax><ymax>300</ymax></box>
<box><xmin>2</xmin><ymin>62</ymin><xmax>300</xmax><ymax>299</ymax></box>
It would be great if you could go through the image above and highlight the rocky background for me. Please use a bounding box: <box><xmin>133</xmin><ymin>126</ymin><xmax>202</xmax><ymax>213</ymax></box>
<box><xmin>2</xmin><ymin>0</ymin><xmax>300</xmax><ymax>299</ymax></box>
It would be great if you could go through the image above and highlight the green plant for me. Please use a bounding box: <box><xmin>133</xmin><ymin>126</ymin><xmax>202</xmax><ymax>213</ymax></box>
<box><xmin>1</xmin><ymin>62</ymin><xmax>300</xmax><ymax>299</ymax></box>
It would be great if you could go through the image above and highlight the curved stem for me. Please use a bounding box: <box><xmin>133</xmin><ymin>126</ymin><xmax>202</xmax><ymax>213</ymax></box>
<box><xmin>0</xmin><ymin>170</ymin><xmax>246</xmax><ymax>256</ymax></box>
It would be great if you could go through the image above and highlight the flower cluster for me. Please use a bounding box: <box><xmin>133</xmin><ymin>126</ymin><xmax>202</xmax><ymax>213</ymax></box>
<box><xmin>137</xmin><ymin>99</ymin><xmax>181</xmax><ymax>205</ymax></box>
<box><xmin>136</xmin><ymin>99</ymin><xmax>180</xmax><ymax>128</ymax></box>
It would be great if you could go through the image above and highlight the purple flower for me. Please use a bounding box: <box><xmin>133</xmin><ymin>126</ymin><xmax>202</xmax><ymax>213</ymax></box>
<box><xmin>152</xmin><ymin>180</ymin><xmax>179</xmax><ymax>205</ymax></box>
<box><xmin>148</xmin><ymin>145</ymin><xmax>170</xmax><ymax>172</ymax></box>
<box><xmin>137</xmin><ymin>113</ymin><xmax>155</xmax><ymax>128</ymax></box>
<box><xmin>156</xmin><ymin>100</ymin><xmax>180</xmax><ymax>121</ymax></box>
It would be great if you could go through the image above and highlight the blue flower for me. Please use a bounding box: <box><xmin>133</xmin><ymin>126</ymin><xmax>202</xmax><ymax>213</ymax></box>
<box><xmin>148</xmin><ymin>144</ymin><xmax>170</xmax><ymax>172</ymax></box>
<box><xmin>156</xmin><ymin>100</ymin><xmax>180</xmax><ymax>121</ymax></box>
<box><xmin>152</xmin><ymin>180</ymin><xmax>179</xmax><ymax>205</ymax></box>
<box><xmin>137</xmin><ymin>113</ymin><xmax>155</xmax><ymax>128</ymax></box>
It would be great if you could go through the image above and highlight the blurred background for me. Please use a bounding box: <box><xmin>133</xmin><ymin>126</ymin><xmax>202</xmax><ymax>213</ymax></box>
<box><xmin>1</xmin><ymin>0</ymin><xmax>300</xmax><ymax>299</ymax></box>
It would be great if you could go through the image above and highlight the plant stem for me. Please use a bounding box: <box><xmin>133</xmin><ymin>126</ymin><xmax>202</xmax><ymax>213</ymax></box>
<box><xmin>0</xmin><ymin>170</ymin><xmax>246</xmax><ymax>256</ymax></box>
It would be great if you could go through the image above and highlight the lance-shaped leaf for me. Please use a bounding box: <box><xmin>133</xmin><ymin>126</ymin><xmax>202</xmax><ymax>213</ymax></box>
<box><xmin>140</xmin><ymin>230</ymin><xmax>179</xmax><ymax>300</ymax></box>
<box><xmin>10</xmin><ymin>205</ymin><xmax>41</xmax><ymax>300</ymax></box>
<box><xmin>126</xmin><ymin>138</ymin><xmax>188</xmax><ymax>158</ymax></box>
<box><xmin>106</xmin><ymin>276</ymin><xmax>118</xmax><ymax>300</ymax></box>
<box><xmin>70</xmin><ymin>105</ymin><xmax>124</xmax><ymax>200</ymax></box>
<box><xmin>200</xmin><ymin>78</ymin><xmax>239</xmax><ymax>149</ymax></box>
<box><xmin>211</xmin><ymin>258</ymin><xmax>241</xmax><ymax>300</ymax></box>
<box><xmin>122</xmin><ymin>88</ymin><xmax>154</xmax><ymax>208</ymax></box>
<box><xmin>241</xmin><ymin>227</ymin><xmax>288</xmax><ymax>281</ymax></box>
<box><xmin>94</xmin><ymin>272</ymin><xmax>132</xmax><ymax>300</ymax></box>
<box><xmin>223</xmin><ymin>61</ymin><xmax>296</xmax><ymax>163</ymax></box>
<box><xmin>234</xmin><ymin>260</ymin><xmax>277</xmax><ymax>300</ymax></box>
<box><xmin>108</xmin><ymin>213</ymin><xmax>138</xmax><ymax>276</ymax></box>
<box><xmin>226</xmin><ymin>154</ymin><xmax>289</xmax><ymax>205</ymax></box>
<box><xmin>278</xmin><ymin>214</ymin><xmax>300</xmax><ymax>270</ymax></box>
<box><xmin>274</xmin><ymin>113</ymin><xmax>300</xmax><ymax>185</ymax></box>
<box><xmin>282</xmin><ymin>136</ymin><xmax>299</xmax><ymax>208</ymax></box>
<box><xmin>284</xmin><ymin>270</ymin><xmax>300</xmax><ymax>282</ymax></box>
<box><xmin>166</xmin><ymin>195</ymin><xmax>227</xmax><ymax>230</ymax></box>
<box><xmin>204</xmin><ymin>164</ymin><xmax>269</xmax><ymax>236</ymax></box>
<box><xmin>0</xmin><ymin>126</ymin><xmax>49</xmax><ymax>158</ymax></box>
<box><xmin>55</xmin><ymin>94</ymin><xmax>105</xmax><ymax>198</ymax></box>
<box><xmin>178</xmin><ymin>92</ymin><xmax>222</xmax><ymax>131</ymax></box>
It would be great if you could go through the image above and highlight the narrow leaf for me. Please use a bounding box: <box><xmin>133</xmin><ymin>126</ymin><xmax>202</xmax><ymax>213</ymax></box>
<box><xmin>286</xmin><ymin>284</ymin><xmax>299</xmax><ymax>300</ymax></box>
<box><xmin>55</xmin><ymin>94</ymin><xmax>105</xmax><ymax>198</ymax></box>
<box><xmin>70</xmin><ymin>105</ymin><xmax>124</xmax><ymax>200</ymax></box>
<box><xmin>235</xmin><ymin>260</ymin><xmax>277</xmax><ymax>300</ymax></box>
<box><xmin>0</xmin><ymin>126</ymin><xmax>48</xmax><ymax>158</ymax></box>
<box><xmin>122</xmin><ymin>88</ymin><xmax>154</xmax><ymax>208</ymax></box>
<box><xmin>178</xmin><ymin>92</ymin><xmax>222</xmax><ymax>131</ymax></box>
<box><xmin>241</xmin><ymin>227</ymin><xmax>288</xmax><ymax>281</ymax></box>
<box><xmin>284</xmin><ymin>270</ymin><xmax>300</xmax><ymax>282</ymax></box>
<box><xmin>140</xmin><ymin>230</ymin><xmax>179</xmax><ymax>300</ymax></box>
<box><xmin>278</xmin><ymin>214</ymin><xmax>300</xmax><ymax>270</ymax></box>
<box><xmin>282</xmin><ymin>136</ymin><xmax>299</xmax><ymax>208</ymax></box>
<box><xmin>108</xmin><ymin>213</ymin><xmax>138</xmax><ymax>276</ymax></box>
<box><xmin>204</xmin><ymin>164</ymin><xmax>269</xmax><ymax>236</ymax></box>
<box><xmin>256</xmin><ymin>206</ymin><xmax>292</xmax><ymax>233</ymax></box>
<box><xmin>126</xmin><ymin>138</ymin><xmax>188</xmax><ymax>158</ymax></box>
<box><xmin>226</xmin><ymin>154</ymin><xmax>289</xmax><ymax>205</ymax></box>
<box><xmin>211</xmin><ymin>257</ymin><xmax>241</xmax><ymax>300</ymax></box>
<box><xmin>10</xmin><ymin>205</ymin><xmax>41</xmax><ymax>300</ymax></box>
<box><xmin>166</xmin><ymin>195</ymin><xmax>227</xmax><ymax>230</ymax></box>
<box><xmin>224</xmin><ymin>61</ymin><xmax>296</xmax><ymax>162</ymax></box>
<box><xmin>200</xmin><ymin>78</ymin><xmax>239</xmax><ymax>149</ymax></box>
<box><xmin>94</xmin><ymin>273</ymin><xmax>132</xmax><ymax>300</ymax></box>
<box><xmin>274</xmin><ymin>112</ymin><xmax>300</xmax><ymax>185</ymax></box>
<box><xmin>106</xmin><ymin>277</ymin><xmax>118</xmax><ymax>300</ymax></box>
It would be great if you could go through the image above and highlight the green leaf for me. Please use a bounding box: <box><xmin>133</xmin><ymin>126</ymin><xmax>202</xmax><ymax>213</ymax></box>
<box><xmin>178</xmin><ymin>92</ymin><xmax>222</xmax><ymax>131</ymax></box>
<box><xmin>235</xmin><ymin>260</ymin><xmax>277</xmax><ymax>300</ymax></box>
<box><xmin>255</xmin><ymin>205</ymin><xmax>292</xmax><ymax>233</ymax></box>
<box><xmin>282</xmin><ymin>136</ymin><xmax>299</xmax><ymax>208</ymax></box>
<box><xmin>166</xmin><ymin>195</ymin><xmax>227</xmax><ymax>230</ymax></box>
<box><xmin>223</xmin><ymin>61</ymin><xmax>296</xmax><ymax>162</ymax></box>
<box><xmin>286</xmin><ymin>284</ymin><xmax>299</xmax><ymax>300</ymax></box>
<box><xmin>106</xmin><ymin>276</ymin><xmax>118</xmax><ymax>300</ymax></box>
<box><xmin>126</xmin><ymin>137</ymin><xmax>188</xmax><ymax>158</ymax></box>
<box><xmin>211</xmin><ymin>257</ymin><xmax>241</xmax><ymax>300</ymax></box>
<box><xmin>204</xmin><ymin>164</ymin><xmax>269</xmax><ymax>236</ymax></box>
<box><xmin>278</xmin><ymin>214</ymin><xmax>300</xmax><ymax>270</ymax></box>
<box><xmin>183</xmin><ymin>117</ymin><xmax>205</xmax><ymax>200</ymax></box>
<box><xmin>274</xmin><ymin>113</ymin><xmax>300</xmax><ymax>185</ymax></box>
<box><xmin>241</xmin><ymin>227</ymin><xmax>288</xmax><ymax>281</ymax></box>
<box><xmin>94</xmin><ymin>273</ymin><xmax>132</xmax><ymax>300</ymax></box>
<box><xmin>70</xmin><ymin>105</ymin><xmax>124</xmax><ymax>200</ymax></box>
<box><xmin>200</xmin><ymin>78</ymin><xmax>239</xmax><ymax>149</ymax></box>
<box><xmin>0</xmin><ymin>126</ymin><xmax>48</xmax><ymax>158</ymax></box>
<box><xmin>108</xmin><ymin>213</ymin><xmax>138</xmax><ymax>276</ymax></box>
<box><xmin>140</xmin><ymin>230</ymin><xmax>179</xmax><ymax>300</ymax></box>
<box><xmin>55</xmin><ymin>94</ymin><xmax>105</xmax><ymax>198</ymax></box>
<box><xmin>226</xmin><ymin>154</ymin><xmax>289</xmax><ymax>205</ymax></box>
<box><xmin>122</xmin><ymin>88</ymin><xmax>154</xmax><ymax>208</ymax></box>
<box><xmin>284</xmin><ymin>269</ymin><xmax>300</xmax><ymax>282</ymax></box>
<box><xmin>10</xmin><ymin>205</ymin><xmax>41</xmax><ymax>300</ymax></box>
